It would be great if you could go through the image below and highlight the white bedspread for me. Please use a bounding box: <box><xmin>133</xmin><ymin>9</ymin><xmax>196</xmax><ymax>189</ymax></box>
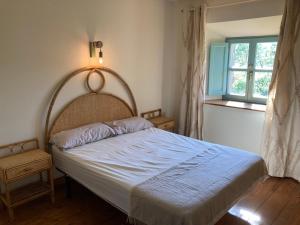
<box><xmin>52</xmin><ymin>128</ymin><xmax>266</xmax><ymax>224</ymax></box>
<box><xmin>130</xmin><ymin>139</ymin><xmax>266</xmax><ymax>225</ymax></box>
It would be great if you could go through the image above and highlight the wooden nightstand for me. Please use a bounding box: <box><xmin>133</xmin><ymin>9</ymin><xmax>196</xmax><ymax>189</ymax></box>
<box><xmin>141</xmin><ymin>109</ymin><xmax>175</xmax><ymax>132</ymax></box>
<box><xmin>0</xmin><ymin>139</ymin><xmax>55</xmax><ymax>221</ymax></box>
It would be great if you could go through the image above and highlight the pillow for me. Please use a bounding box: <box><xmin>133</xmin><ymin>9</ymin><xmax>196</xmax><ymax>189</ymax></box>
<box><xmin>106</xmin><ymin>117</ymin><xmax>153</xmax><ymax>135</ymax></box>
<box><xmin>50</xmin><ymin>122</ymin><xmax>115</xmax><ymax>149</ymax></box>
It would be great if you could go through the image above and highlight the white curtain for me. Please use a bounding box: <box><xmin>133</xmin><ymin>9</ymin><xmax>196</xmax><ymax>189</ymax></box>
<box><xmin>261</xmin><ymin>0</ymin><xmax>300</xmax><ymax>181</ymax></box>
<box><xmin>178</xmin><ymin>4</ymin><xmax>207</xmax><ymax>139</ymax></box>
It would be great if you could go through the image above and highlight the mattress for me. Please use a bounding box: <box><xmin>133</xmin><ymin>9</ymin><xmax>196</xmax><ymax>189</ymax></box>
<box><xmin>52</xmin><ymin>128</ymin><xmax>265</xmax><ymax>222</ymax></box>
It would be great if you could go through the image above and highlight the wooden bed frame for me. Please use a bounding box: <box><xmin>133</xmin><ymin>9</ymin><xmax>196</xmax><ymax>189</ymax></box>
<box><xmin>43</xmin><ymin>67</ymin><xmax>265</xmax><ymax>225</ymax></box>
<box><xmin>44</xmin><ymin>66</ymin><xmax>138</xmax><ymax>149</ymax></box>
<box><xmin>44</xmin><ymin>66</ymin><xmax>138</xmax><ymax>197</ymax></box>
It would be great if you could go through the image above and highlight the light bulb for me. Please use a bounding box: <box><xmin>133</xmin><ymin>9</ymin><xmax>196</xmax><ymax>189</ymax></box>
<box><xmin>99</xmin><ymin>49</ymin><xmax>103</xmax><ymax>64</ymax></box>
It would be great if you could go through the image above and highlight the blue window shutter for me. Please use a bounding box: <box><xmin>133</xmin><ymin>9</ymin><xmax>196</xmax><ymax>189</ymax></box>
<box><xmin>208</xmin><ymin>43</ymin><xmax>229</xmax><ymax>96</ymax></box>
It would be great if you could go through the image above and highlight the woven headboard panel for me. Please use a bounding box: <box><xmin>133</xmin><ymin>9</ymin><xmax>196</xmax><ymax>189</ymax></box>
<box><xmin>49</xmin><ymin>93</ymin><xmax>134</xmax><ymax>136</ymax></box>
<box><xmin>45</xmin><ymin>66</ymin><xmax>137</xmax><ymax>147</ymax></box>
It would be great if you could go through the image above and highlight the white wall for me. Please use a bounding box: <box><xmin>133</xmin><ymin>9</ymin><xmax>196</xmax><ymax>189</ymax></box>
<box><xmin>162</xmin><ymin>0</ymin><xmax>284</xmax><ymax>154</ymax></box>
<box><xmin>203</xmin><ymin>15</ymin><xmax>281</xmax><ymax>154</ymax></box>
<box><xmin>206</xmin><ymin>15</ymin><xmax>282</xmax><ymax>37</ymax></box>
<box><xmin>203</xmin><ymin>104</ymin><xmax>265</xmax><ymax>154</ymax></box>
<box><xmin>207</xmin><ymin>0</ymin><xmax>284</xmax><ymax>22</ymax></box>
<box><xmin>162</xmin><ymin>1</ymin><xmax>182</xmax><ymax>119</ymax></box>
<box><xmin>162</xmin><ymin>0</ymin><xmax>284</xmax><ymax>120</ymax></box>
<box><xmin>0</xmin><ymin>0</ymin><xmax>285</xmax><ymax>155</ymax></box>
<box><xmin>0</xmin><ymin>0</ymin><xmax>167</xmax><ymax>146</ymax></box>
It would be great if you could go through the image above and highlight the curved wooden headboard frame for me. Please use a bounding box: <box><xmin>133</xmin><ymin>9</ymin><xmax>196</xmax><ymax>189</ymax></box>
<box><xmin>44</xmin><ymin>66</ymin><xmax>138</xmax><ymax>149</ymax></box>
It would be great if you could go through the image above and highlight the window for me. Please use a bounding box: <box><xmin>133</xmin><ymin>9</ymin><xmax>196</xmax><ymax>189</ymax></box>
<box><xmin>208</xmin><ymin>36</ymin><xmax>278</xmax><ymax>104</ymax></box>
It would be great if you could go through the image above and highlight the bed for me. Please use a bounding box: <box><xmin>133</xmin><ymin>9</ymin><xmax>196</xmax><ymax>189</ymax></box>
<box><xmin>45</xmin><ymin>67</ymin><xmax>266</xmax><ymax>225</ymax></box>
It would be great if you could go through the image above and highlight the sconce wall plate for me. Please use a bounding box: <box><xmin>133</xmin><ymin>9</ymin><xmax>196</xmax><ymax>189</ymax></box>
<box><xmin>89</xmin><ymin>41</ymin><xmax>103</xmax><ymax>57</ymax></box>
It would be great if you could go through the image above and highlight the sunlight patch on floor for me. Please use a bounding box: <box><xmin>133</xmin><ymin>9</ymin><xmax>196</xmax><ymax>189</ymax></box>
<box><xmin>229</xmin><ymin>207</ymin><xmax>262</xmax><ymax>225</ymax></box>
<box><xmin>239</xmin><ymin>209</ymin><xmax>261</xmax><ymax>225</ymax></box>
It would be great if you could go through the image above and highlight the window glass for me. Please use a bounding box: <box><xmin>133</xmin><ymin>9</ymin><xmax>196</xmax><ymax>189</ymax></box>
<box><xmin>253</xmin><ymin>72</ymin><xmax>272</xmax><ymax>98</ymax></box>
<box><xmin>255</xmin><ymin>42</ymin><xmax>277</xmax><ymax>70</ymax></box>
<box><xmin>229</xmin><ymin>43</ymin><xmax>250</xmax><ymax>69</ymax></box>
<box><xmin>225</xmin><ymin>37</ymin><xmax>278</xmax><ymax>103</ymax></box>
<box><xmin>228</xmin><ymin>71</ymin><xmax>247</xmax><ymax>96</ymax></box>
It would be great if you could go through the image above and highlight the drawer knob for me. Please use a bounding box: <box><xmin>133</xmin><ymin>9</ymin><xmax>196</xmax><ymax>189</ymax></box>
<box><xmin>23</xmin><ymin>168</ymin><xmax>32</xmax><ymax>172</ymax></box>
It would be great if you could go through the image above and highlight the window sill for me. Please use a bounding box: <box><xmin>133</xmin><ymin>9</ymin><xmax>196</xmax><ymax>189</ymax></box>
<box><xmin>204</xmin><ymin>100</ymin><xmax>266</xmax><ymax>112</ymax></box>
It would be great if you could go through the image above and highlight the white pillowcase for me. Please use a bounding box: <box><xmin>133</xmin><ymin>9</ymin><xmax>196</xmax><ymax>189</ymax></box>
<box><xmin>50</xmin><ymin>122</ymin><xmax>115</xmax><ymax>149</ymax></box>
<box><xmin>106</xmin><ymin>117</ymin><xmax>153</xmax><ymax>135</ymax></box>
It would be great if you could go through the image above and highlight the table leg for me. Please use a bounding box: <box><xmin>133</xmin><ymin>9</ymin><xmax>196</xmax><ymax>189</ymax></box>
<box><xmin>0</xmin><ymin>184</ymin><xmax>3</xmax><ymax>211</ymax></box>
<box><xmin>39</xmin><ymin>172</ymin><xmax>43</xmax><ymax>183</ymax></box>
<box><xmin>0</xmin><ymin>198</ymin><xmax>3</xmax><ymax>212</ymax></box>
<box><xmin>65</xmin><ymin>175</ymin><xmax>72</xmax><ymax>198</ymax></box>
<box><xmin>5</xmin><ymin>183</ymin><xmax>14</xmax><ymax>221</ymax></box>
<box><xmin>48</xmin><ymin>168</ymin><xmax>55</xmax><ymax>204</ymax></box>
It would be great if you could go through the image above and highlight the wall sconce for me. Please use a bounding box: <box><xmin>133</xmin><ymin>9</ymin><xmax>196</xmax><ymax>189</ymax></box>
<box><xmin>89</xmin><ymin>41</ymin><xmax>104</xmax><ymax>64</ymax></box>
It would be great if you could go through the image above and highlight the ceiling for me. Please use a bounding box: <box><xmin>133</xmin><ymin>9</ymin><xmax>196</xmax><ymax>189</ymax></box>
<box><xmin>206</xmin><ymin>15</ymin><xmax>282</xmax><ymax>37</ymax></box>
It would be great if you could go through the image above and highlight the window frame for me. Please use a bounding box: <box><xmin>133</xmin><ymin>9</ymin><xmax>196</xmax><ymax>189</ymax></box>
<box><xmin>224</xmin><ymin>36</ymin><xmax>278</xmax><ymax>104</ymax></box>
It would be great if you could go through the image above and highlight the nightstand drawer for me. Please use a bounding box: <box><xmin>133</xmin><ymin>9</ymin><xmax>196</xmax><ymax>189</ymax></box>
<box><xmin>6</xmin><ymin>159</ymin><xmax>51</xmax><ymax>181</ymax></box>
<box><xmin>157</xmin><ymin>121</ymin><xmax>175</xmax><ymax>130</ymax></box>
<box><xmin>0</xmin><ymin>140</ymin><xmax>55</xmax><ymax>221</ymax></box>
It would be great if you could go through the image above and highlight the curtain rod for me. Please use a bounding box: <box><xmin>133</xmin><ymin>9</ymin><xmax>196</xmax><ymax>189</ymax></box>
<box><xmin>206</xmin><ymin>0</ymin><xmax>265</xmax><ymax>9</ymax></box>
<box><xmin>180</xmin><ymin>0</ymin><xmax>264</xmax><ymax>12</ymax></box>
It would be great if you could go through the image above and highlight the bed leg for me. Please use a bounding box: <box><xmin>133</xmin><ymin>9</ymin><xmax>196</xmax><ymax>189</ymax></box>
<box><xmin>65</xmin><ymin>175</ymin><xmax>72</xmax><ymax>199</ymax></box>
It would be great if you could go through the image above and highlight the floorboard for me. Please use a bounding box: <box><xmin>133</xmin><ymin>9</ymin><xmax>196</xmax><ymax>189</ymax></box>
<box><xmin>0</xmin><ymin>177</ymin><xmax>299</xmax><ymax>225</ymax></box>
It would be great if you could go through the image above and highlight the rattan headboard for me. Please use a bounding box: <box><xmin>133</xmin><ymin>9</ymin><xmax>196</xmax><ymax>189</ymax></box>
<box><xmin>44</xmin><ymin>66</ymin><xmax>137</xmax><ymax>147</ymax></box>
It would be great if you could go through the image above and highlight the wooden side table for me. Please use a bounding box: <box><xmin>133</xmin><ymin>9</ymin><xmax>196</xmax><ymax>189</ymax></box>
<box><xmin>141</xmin><ymin>109</ymin><xmax>175</xmax><ymax>132</ymax></box>
<box><xmin>0</xmin><ymin>139</ymin><xmax>54</xmax><ymax>221</ymax></box>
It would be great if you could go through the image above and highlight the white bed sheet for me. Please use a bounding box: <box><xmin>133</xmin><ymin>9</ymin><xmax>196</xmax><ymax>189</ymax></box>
<box><xmin>52</xmin><ymin>127</ymin><xmax>264</xmax><ymax>216</ymax></box>
<box><xmin>52</xmin><ymin>128</ymin><xmax>208</xmax><ymax>213</ymax></box>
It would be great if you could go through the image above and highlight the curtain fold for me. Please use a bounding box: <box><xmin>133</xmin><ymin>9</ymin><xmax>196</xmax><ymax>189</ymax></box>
<box><xmin>178</xmin><ymin>5</ymin><xmax>206</xmax><ymax>139</ymax></box>
<box><xmin>261</xmin><ymin>0</ymin><xmax>300</xmax><ymax>181</ymax></box>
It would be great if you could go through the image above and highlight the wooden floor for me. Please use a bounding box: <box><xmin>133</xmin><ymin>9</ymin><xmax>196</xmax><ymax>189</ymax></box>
<box><xmin>0</xmin><ymin>177</ymin><xmax>299</xmax><ymax>225</ymax></box>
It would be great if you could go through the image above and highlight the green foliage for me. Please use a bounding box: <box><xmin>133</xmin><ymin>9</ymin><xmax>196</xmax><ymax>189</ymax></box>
<box><xmin>230</xmin><ymin>72</ymin><xmax>246</xmax><ymax>95</ymax></box>
<box><xmin>229</xmin><ymin>42</ymin><xmax>276</xmax><ymax>98</ymax></box>
<box><xmin>232</xmin><ymin>79</ymin><xmax>246</xmax><ymax>95</ymax></box>
<box><xmin>226</xmin><ymin>39</ymin><xmax>277</xmax><ymax>100</ymax></box>
<box><xmin>255</xmin><ymin>42</ymin><xmax>277</xmax><ymax>69</ymax></box>
<box><xmin>254</xmin><ymin>75</ymin><xmax>272</xmax><ymax>97</ymax></box>
<box><xmin>231</xmin><ymin>43</ymin><xmax>249</xmax><ymax>68</ymax></box>
<box><xmin>230</xmin><ymin>73</ymin><xmax>272</xmax><ymax>97</ymax></box>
